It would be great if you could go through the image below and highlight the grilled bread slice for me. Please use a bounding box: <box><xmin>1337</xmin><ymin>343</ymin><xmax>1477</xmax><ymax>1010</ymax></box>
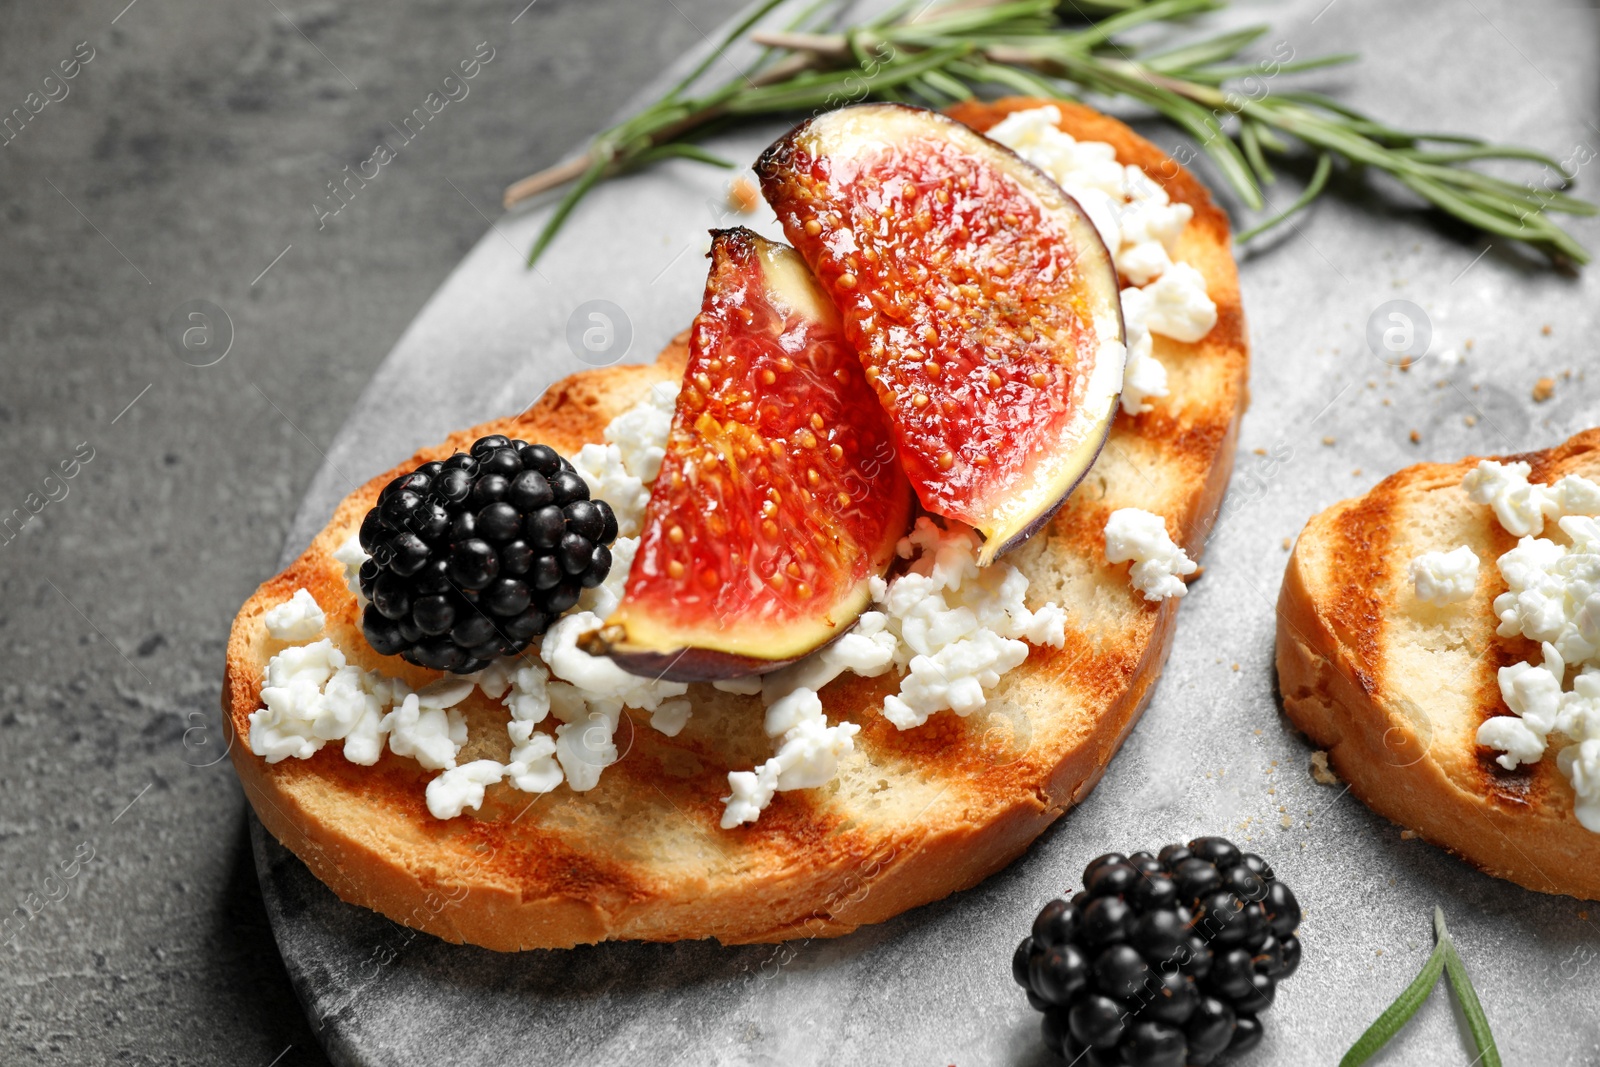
<box><xmin>223</xmin><ymin>99</ymin><xmax>1249</xmax><ymax>949</ymax></box>
<box><xmin>1276</xmin><ymin>429</ymin><xmax>1600</xmax><ymax>901</ymax></box>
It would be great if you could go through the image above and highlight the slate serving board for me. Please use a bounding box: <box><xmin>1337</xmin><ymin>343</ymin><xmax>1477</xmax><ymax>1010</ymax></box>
<box><xmin>252</xmin><ymin>1</ymin><xmax>1600</xmax><ymax>1062</ymax></box>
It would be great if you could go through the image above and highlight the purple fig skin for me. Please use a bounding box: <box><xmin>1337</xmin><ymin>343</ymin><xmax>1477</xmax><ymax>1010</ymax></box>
<box><xmin>596</xmin><ymin>646</ymin><xmax>798</xmax><ymax>684</ymax></box>
<box><xmin>580</xmin><ymin>617</ymin><xmax>866</xmax><ymax>684</ymax></box>
<box><xmin>986</xmin><ymin>427</ymin><xmax>1115</xmax><ymax>560</ymax></box>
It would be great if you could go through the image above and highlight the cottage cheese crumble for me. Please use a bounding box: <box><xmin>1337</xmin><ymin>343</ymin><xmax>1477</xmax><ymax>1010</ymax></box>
<box><xmin>987</xmin><ymin>105</ymin><xmax>1218</xmax><ymax>416</ymax></box>
<box><xmin>1103</xmin><ymin>508</ymin><xmax>1197</xmax><ymax>601</ymax></box>
<box><xmin>571</xmin><ymin>380</ymin><xmax>679</xmax><ymax>537</ymax></box>
<box><xmin>332</xmin><ymin>535</ymin><xmax>368</xmax><ymax>606</ymax></box>
<box><xmin>720</xmin><ymin>517</ymin><xmax>1068</xmax><ymax>825</ymax></box>
<box><xmin>1408</xmin><ymin>545</ymin><xmax>1479</xmax><ymax>606</ymax></box>
<box><xmin>1463</xmin><ymin>462</ymin><xmax>1600</xmax><ymax>831</ymax></box>
<box><xmin>263</xmin><ymin>588</ymin><xmax>326</xmax><ymax>642</ymax></box>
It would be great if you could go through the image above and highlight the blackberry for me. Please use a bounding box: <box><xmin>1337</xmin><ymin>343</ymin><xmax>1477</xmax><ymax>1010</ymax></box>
<box><xmin>356</xmin><ymin>436</ymin><xmax>617</xmax><ymax>672</ymax></box>
<box><xmin>1014</xmin><ymin>836</ymin><xmax>1302</xmax><ymax>1066</ymax></box>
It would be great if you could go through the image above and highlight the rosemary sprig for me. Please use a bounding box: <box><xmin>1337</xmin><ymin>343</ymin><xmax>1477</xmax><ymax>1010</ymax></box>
<box><xmin>504</xmin><ymin>0</ymin><xmax>1592</xmax><ymax>267</ymax></box>
<box><xmin>1435</xmin><ymin>908</ymin><xmax>1502</xmax><ymax>1067</ymax></box>
<box><xmin>1340</xmin><ymin>907</ymin><xmax>1500</xmax><ymax>1067</ymax></box>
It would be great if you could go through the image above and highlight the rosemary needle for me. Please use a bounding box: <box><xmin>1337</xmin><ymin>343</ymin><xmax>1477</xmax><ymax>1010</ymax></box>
<box><xmin>505</xmin><ymin>0</ymin><xmax>1592</xmax><ymax>268</ymax></box>
<box><xmin>1338</xmin><ymin>933</ymin><xmax>1447</xmax><ymax>1067</ymax></box>
<box><xmin>1339</xmin><ymin>907</ymin><xmax>1501</xmax><ymax>1067</ymax></box>
<box><xmin>1435</xmin><ymin>907</ymin><xmax>1502</xmax><ymax>1067</ymax></box>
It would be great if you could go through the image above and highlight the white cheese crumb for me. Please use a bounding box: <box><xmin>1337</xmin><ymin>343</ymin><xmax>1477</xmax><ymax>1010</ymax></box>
<box><xmin>721</xmin><ymin>687</ymin><xmax>860</xmax><ymax>828</ymax></box>
<box><xmin>551</xmin><ymin>689</ymin><xmax>622</xmax><ymax>792</ymax></box>
<box><xmin>572</xmin><ymin>381</ymin><xmax>682</xmax><ymax>538</ymax></box>
<box><xmin>1476</xmin><ymin>715</ymin><xmax>1546</xmax><ymax>770</ymax></box>
<box><xmin>249</xmin><ymin>641</ymin><xmax>394</xmax><ymax>766</ymax></box>
<box><xmin>425</xmin><ymin>760</ymin><xmax>507</xmax><ymax>819</ymax></box>
<box><xmin>1556</xmin><ymin>739</ymin><xmax>1600</xmax><ymax>831</ymax></box>
<box><xmin>472</xmin><ymin>659</ymin><xmax>515</xmax><ymax>700</ymax></box>
<box><xmin>572</xmin><ymin>443</ymin><xmax>648</xmax><ymax>538</ymax></box>
<box><xmin>1408</xmin><ymin>545</ymin><xmax>1479</xmax><ymax>606</ymax></box>
<box><xmin>512</xmin><ymin>729</ymin><xmax>569</xmax><ymax>796</ymax></box>
<box><xmin>249</xmin><ymin>639</ymin><xmax>344</xmax><ymax>763</ymax></box>
<box><xmin>1104</xmin><ymin>508</ymin><xmax>1197</xmax><ymax>601</ymax></box>
<box><xmin>606</xmin><ymin>380</ymin><xmax>678</xmax><ymax>484</ymax></box>
<box><xmin>650</xmin><ymin>697</ymin><xmax>693</xmax><ymax>737</ymax></box>
<box><xmin>866</xmin><ymin>519</ymin><xmax>1066</xmax><ymax>730</ymax></box>
<box><xmin>501</xmin><ymin>660</ymin><xmax>552</xmax><ymax>725</ymax></box>
<box><xmin>712</xmin><ymin>676</ymin><xmax>764</xmax><ymax>696</ymax></box>
<box><xmin>505</xmin><ymin>729</ymin><xmax>564</xmax><ymax>794</ymax></box>
<box><xmin>1464</xmin><ymin>460</ymin><xmax>1550</xmax><ymax>537</ymax></box>
<box><xmin>1493</xmin><ymin>519</ymin><xmax>1600</xmax><ymax>667</ymax></box>
<box><xmin>332</xmin><ymin>534</ymin><xmax>370</xmax><ymax>607</ymax></box>
<box><xmin>380</xmin><ymin>691</ymin><xmax>468</xmax><ymax>772</ymax></box>
<box><xmin>1140</xmin><ymin>263</ymin><xmax>1217</xmax><ymax>344</ymax></box>
<box><xmin>1117</xmin><ymin>285</ymin><xmax>1168</xmax><ymax>415</ymax></box>
<box><xmin>264</xmin><ymin>588</ymin><xmax>326</xmax><ymax>642</ymax></box>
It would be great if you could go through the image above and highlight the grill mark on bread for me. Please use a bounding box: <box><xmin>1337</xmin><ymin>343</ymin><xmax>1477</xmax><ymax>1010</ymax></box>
<box><xmin>1324</xmin><ymin>491</ymin><xmax>1396</xmax><ymax>694</ymax></box>
<box><xmin>1472</xmin><ymin>636</ymin><xmax>1539</xmax><ymax>806</ymax></box>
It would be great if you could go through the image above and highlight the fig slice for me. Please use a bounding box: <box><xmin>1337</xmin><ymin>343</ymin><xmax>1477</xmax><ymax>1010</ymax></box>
<box><xmin>757</xmin><ymin>103</ymin><xmax>1126</xmax><ymax>565</ymax></box>
<box><xmin>591</xmin><ymin>228</ymin><xmax>912</xmax><ymax>682</ymax></box>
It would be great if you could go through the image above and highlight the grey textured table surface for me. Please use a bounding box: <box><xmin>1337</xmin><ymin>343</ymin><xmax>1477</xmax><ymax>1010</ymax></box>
<box><xmin>4</xmin><ymin>0</ymin><xmax>1599</xmax><ymax>1065</ymax></box>
<box><xmin>0</xmin><ymin>2</ymin><xmax>744</xmax><ymax>1065</ymax></box>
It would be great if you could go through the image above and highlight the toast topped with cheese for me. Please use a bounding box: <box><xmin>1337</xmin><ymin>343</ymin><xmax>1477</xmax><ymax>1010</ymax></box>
<box><xmin>1277</xmin><ymin>428</ymin><xmax>1600</xmax><ymax>901</ymax></box>
<box><xmin>223</xmin><ymin>99</ymin><xmax>1249</xmax><ymax>950</ymax></box>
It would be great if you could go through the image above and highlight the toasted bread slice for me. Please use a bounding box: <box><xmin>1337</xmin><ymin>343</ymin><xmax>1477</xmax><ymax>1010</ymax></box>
<box><xmin>223</xmin><ymin>99</ymin><xmax>1249</xmax><ymax>949</ymax></box>
<box><xmin>1276</xmin><ymin>429</ymin><xmax>1600</xmax><ymax>901</ymax></box>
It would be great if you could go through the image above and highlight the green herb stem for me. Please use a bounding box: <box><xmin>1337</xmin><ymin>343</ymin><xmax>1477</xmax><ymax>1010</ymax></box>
<box><xmin>1435</xmin><ymin>908</ymin><xmax>1502</xmax><ymax>1067</ymax></box>
<box><xmin>1339</xmin><ymin>907</ymin><xmax>1502</xmax><ymax>1067</ymax></box>
<box><xmin>1338</xmin><ymin>937</ymin><xmax>1447</xmax><ymax>1067</ymax></box>
<box><xmin>503</xmin><ymin>0</ymin><xmax>1592</xmax><ymax>267</ymax></box>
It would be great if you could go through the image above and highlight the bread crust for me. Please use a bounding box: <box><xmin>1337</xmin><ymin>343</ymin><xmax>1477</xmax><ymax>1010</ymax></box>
<box><xmin>225</xmin><ymin>99</ymin><xmax>1250</xmax><ymax>949</ymax></box>
<box><xmin>1276</xmin><ymin>429</ymin><xmax>1600</xmax><ymax>901</ymax></box>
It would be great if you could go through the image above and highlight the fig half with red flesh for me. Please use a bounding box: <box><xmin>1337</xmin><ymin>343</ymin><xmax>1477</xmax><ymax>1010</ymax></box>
<box><xmin>594</xmin><ymin>228</ymin><xmax>912</xmax><ymax>682</ymax></box>
<box><xmin>757</xmin><ymin>103</ymin><xmax>1126</xmax><ymax>565</ymax></box>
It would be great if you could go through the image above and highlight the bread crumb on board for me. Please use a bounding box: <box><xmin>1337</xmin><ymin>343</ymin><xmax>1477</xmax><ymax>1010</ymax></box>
<box><xmin>1533</xmin><ymin>377</ymin><xmax>1556</xmax><ymax>403</ymax></box>
<box><xmin>1400</xmin><ymin>829</ymin><xmax>1418</xmax><ymax>840</ymax></box>
<box><xmin>1309</xmin><ymin>750</ymin><xmax>1340</xmax><ymax>786</ymax></box>
<box><xmin>726</xmin><ymin>176</ymin><xmax>760</xmax><ymax>213</ymax></box>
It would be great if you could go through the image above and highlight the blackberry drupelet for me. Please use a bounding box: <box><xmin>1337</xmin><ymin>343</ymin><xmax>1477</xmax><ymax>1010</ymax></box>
<box><xmin>1012</xmin><ymin>837</ymin><xmax>1302</xmax><ymax>1066</ymax></box>
<box><xmin>356</xmin><ymin>436</ymin><xmax>618</xmax><ymax>673</ymax></box>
